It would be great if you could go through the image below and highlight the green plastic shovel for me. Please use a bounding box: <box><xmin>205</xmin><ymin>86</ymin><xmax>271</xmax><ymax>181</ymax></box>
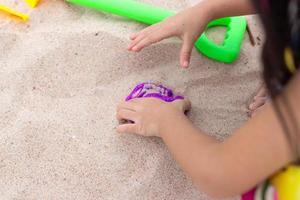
<box><xmin>67</xmin><ymin>0</ymin><xmax>247</xmax><ymax>63</ymax></box>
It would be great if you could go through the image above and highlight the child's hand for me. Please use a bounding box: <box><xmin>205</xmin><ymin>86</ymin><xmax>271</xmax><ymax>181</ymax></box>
<box><xmin>127</xmin><ymin>6</ymin><xmax>212</xmax><ymax>68</ymax></box>
<box><xmin>116</xmin><ymin>98</ymin><xmax>190</xmax><ymax>137</ymax></box>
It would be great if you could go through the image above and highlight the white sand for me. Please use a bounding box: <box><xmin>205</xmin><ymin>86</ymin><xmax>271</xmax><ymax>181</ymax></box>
<box><xmin>0</xmin><ymin>0</ymin><xmax>264</xmax><ymax>199</ymax></box>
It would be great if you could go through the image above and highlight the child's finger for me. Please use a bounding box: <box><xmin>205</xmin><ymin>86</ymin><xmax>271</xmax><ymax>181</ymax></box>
<box><xmin>128</xmin><ymin>28</ymin><xmax>154</xmax><ymax>50</ymax></box>
<box><xmin>130</xmin><ymin>32</ymin><xmax>139</xmax><ymax>40</ymax></box>
<box><xmin>180</xmin><ymin>40</ymin><xmax>194</xmax><ymax>68</ymax></box>
<box><xmin>131</xmin><ymin>37</ymin><xmax>155</xmax><ymax>52</ymax></box>
<box><xmin>117</xmin><ymin>124</ymin><xmax>138</xmax><ymax>134</ymax></box>
<box><xmin>128</xmin><ymin>34</ymin><xmax>147</xmax><ymax>50</ymax></box>
<box><xmin>130</xmin><ymin>25</ymin><xmax>156</xmax><ymax>40</ymax></box>
<box><xmin>254</xmin><ymin>86</ymin><xmax>267</xmax><ymax>99</ymax></box>
<box><xmin>116</xmin><ymin>109</ymin><xmax>137</xmax><ymax>122</ymax></box>
<box><xmin>117</xmin><ymin>101</ymin><xmax>137</xmax><ymax>112</ymax></box>
<box><xmin>129</xmin><ymin>25</ymin><xmax>154</xmax><ymax>43</ymax></box>
<box><xmin>128</xmin><ymin>22</ymin><xmax>173</xmax><ymax>51</ymax></box>
<box><xmin>131</xmin><ymin>28</ymin><xmax>175</xmax><ymax>52</ymax></box>
<box><xmin>171</xmin><ymin>99</ymin><xmax>191</xmax><ymax>112</ymax></box>
<box><xmin>249</xmin><ymin>97</ymin><xmax>267</xmax><ymax>110</ymax></box>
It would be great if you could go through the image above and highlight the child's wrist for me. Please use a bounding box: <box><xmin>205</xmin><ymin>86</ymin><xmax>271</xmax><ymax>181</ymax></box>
<box><xmin>158</xmin><ymin>107</ymin><xmax>187</xmax><ymax>139</ymax></box>
<box><xmin>193</xmin><ymin>0</ymin><xmax>218</xmax><ymax>22</ymax></box>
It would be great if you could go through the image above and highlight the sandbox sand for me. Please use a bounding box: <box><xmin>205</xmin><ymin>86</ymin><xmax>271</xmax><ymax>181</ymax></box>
<box><xmin>0</xmin><ymin>0</ymin><xmax>264</xmax><ymax>199</ymax></box>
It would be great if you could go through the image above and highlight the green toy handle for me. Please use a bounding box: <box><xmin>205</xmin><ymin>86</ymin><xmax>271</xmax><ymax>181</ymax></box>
<box><xmin>67</xmin><ymin>0</ymin><xmax>174</xmax><ymax>24</ymax></box>
<box><xmin>67</xmin><ymin>0</ymin><xmax>246</xmax><ymax>63</ymax></box>
<box><xmin>197</xmin><ymin>17</ymin><xmax>246</xmax><ymax>63</ymax></box>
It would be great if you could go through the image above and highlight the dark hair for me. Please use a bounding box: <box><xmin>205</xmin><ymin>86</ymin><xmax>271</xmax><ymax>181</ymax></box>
<box><xmin>254</xmin><ymin>0</ymin><xmax>300</xmax><ymax>160</ymax></box>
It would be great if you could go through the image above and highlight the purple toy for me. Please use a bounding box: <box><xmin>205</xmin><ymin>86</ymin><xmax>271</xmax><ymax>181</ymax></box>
<box><xmin>126</xmin><ymin>82</ymin><xmax>184</xmax><ymax>102</ymax></box>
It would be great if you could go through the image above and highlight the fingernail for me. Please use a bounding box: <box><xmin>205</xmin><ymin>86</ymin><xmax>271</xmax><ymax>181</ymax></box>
<box><xmin>183</xmin><ymin>61</ymin><xmax>189</xmax><ymax>68</ymax></box>
<box><xmin>249</xmin><ymin>103</ymin><xmax>254</xmax><ymax>109</ymax></box>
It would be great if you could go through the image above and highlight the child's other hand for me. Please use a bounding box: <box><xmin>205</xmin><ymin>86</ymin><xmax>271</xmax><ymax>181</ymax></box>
<box><xmin>127</xmin><ymin>6</ymin><xmax>211</xmax><ymax>68</ymax></box>
<box><xmin>116</xmin><ymin>98</ymin><xmax>190</xmax><ymax>137</ymax></box>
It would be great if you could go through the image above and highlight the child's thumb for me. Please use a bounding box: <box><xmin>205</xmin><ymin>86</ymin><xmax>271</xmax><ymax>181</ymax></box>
<box><xmin>171</xmin><ymin>99</ymin><xmax>191</xmax><ymax>113</ymax></box>
<box><xmin>180</xmin><ymin>40</ymin><xmax>193</xmax><ymax>68</ymax></box>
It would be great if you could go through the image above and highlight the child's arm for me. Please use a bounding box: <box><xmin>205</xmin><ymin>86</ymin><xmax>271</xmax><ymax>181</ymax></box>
<box><xmin>117</xmin><ymin>72</ymin><xmax>300</xmax><ymax>198</ymax></box>
<box><xmin>159</xmin><ymin>102</ymin><xmax>295</xmax><ymax>197</ymax></box>
<box><xmin>128</xmin><ymin>0</ymin><xmax>255</xmax><ymax>67</ymax></box>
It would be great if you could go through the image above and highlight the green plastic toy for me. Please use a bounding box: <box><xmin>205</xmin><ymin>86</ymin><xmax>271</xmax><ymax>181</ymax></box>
<box><xmin>67</xmin><ymin>0</ymin><xmax>247</xmax><ymax>63</ymax></box>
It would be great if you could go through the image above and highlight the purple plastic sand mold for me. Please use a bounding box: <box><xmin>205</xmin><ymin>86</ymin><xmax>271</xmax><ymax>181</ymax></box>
<box><xmin>126</xmin><ymin>82</ymin><xmax>184</xmax><ymax>102</ymax></box>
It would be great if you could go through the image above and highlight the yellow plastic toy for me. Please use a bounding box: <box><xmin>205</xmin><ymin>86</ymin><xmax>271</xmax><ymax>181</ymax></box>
<box><xmin>271</xmin><ymin>165</ymin><xmax>300</xmax><ymax>200</ymax></box>
<box><xmin>24</xmin><ymin>0</ymin><xmax>40</xmax><ymax>8</ymax></box>
<box><xmin>0</xmin><ymin>4</ymin><xmax>29</xmax><ymax>21</ymax></box>
<box><xmin>0</xmin><ymin>0</ymin><xmax>39</xmax><ymax>21</ymax></box>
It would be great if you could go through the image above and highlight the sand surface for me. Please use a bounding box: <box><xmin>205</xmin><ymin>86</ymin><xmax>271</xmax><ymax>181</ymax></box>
<box><xmin>0</xmin><ymin>0</ymin><xmax>264</xmax><ymax>199</ymax></box>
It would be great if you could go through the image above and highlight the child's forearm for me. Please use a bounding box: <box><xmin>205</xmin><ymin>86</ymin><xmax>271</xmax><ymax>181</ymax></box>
<box><xmin>159</xmin><ymin>113</ymin><xmax>224</xmax><ymax>195</ymax></box>
<box><xmin>194</xmin><ymin>0</ymin><xmax>256</xmax><ymax>22</ymax></box>
<box><xmin>159</xmin><ymin>101</ymin><xmax>294</xmax><ymax>198</ymax></box>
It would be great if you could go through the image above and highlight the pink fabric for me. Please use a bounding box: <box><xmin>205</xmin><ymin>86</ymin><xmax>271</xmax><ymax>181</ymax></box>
<box><xmin>274</xmin><ymin>190</ymin><xmax>279</xmax><ymax>200</ymax></box>
<box><xmin>241</xmin><ymin>188</ymin><xmax>256</xmax><ymax>200</ymax></box>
